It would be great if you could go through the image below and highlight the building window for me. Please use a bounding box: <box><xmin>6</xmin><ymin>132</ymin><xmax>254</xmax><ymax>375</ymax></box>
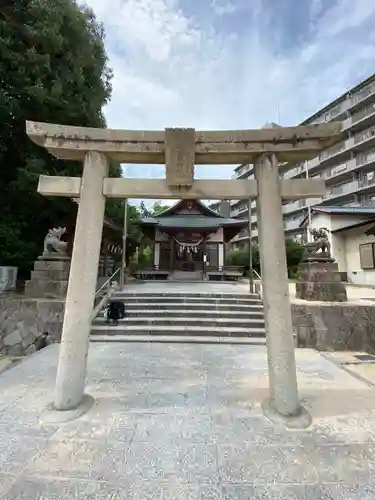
<box><xmin>330</xmin><ymin>163</ymin><xmax>347</xmax><ymax>176</ymax></box>
<box><xmin>359</xmin><ymin>243</ymin><xmax>375</xmax><ymax>269</ymax></box>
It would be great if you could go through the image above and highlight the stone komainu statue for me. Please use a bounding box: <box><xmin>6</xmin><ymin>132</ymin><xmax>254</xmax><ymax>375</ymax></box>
<box><xmin>302</xmin><ymin>227</ymin><xmax>332</xmax><ymax>260</ymax></box>
<box><xmin>43</xmin><ymin>227</ymin><xmax>68</xmax><ymax>255</ymax></box>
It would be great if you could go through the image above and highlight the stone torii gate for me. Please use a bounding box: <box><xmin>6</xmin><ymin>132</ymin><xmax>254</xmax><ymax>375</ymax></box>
<box><xmin>26</xmin><ymin>120</ymin><xmax>342</xmax><ymax>427</ymax></box>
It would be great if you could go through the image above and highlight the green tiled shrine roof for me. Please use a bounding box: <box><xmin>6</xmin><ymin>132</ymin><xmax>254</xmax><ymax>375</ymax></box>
<box><xmin>140</xmin><ymin>216</ymin><xmax>246</xmax><ymax>229</ymax></box>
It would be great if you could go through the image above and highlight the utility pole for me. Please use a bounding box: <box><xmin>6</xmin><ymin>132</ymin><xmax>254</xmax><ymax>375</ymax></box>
<box><xmin>248</xmin><ymin>198</ymin><xmax>254</xmax><ymax>293</ymax></box>
<box><xmin>120</xmin><ymin>198</ymin><xmax>128</xmax><ymax>287</ymax></box>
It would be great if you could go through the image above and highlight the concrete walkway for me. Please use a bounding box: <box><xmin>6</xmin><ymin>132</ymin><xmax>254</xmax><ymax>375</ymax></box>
<box><xmin>121</xmin><ymin>278</ymin><xmax>375</xmax><ymax>302</ymax></box>
<box><xmin>1</xmin><ymin>344</ymin><xmax>375</xmax><ymax>498</ymax></box>
<box><xmin>120</xmin><ymin>280</ymin><xmax>253</xmax><ymax>295</ymax></box>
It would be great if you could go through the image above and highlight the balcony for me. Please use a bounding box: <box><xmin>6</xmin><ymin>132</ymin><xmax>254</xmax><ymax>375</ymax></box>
<box><xmin>324</xmin><ymin>162</ymin><xmax>348</xmax><ymax>179</ymax></box>
<box><xmin>323</xmin><ymin>149</ymin><xmax>375</xmax><ymax>184</ymax></box>
<box><xmin>284</xmin><ymin>217</ymin><xmax>304</xmax><ymax>232</ymax></box>
<box><xmin>308</xmin><ymin>123</ymin><xmax>375</xmax><ymax>172</ymax></box>
<box><xmin>302</xmin><ymin>79</ymin><xmax>375</xmax><ymax>131</ymax></box>
<box><xmin>282</xmin><ymin>162</ymin><xmax>306</xmax><ymax>179</ymax></box>
<box><xmin>319</xmin><ymin>141</ymin><xmax>346</xmax><ymax>162</ymax></box>
<box><xmin>331</xmin><ymin>181</ymin><xmax>356</xmax><ymax>196</ymax></box>
<box><xmin>308</xmin><ymin>103</ymin><xmax>346</xmax><ymax>125</ymax></box>
<box><xmin>283</xmin><ymin>199</ymin><xmax>306</xmax><ymax>214</ymax></box>
<box><xmin>231</xmin><ymin>211</ymin><xmax>257</xmax><ymax>225</ymax></box>
<box><xmin>357</xmin><ymin>149</ymin><xmax>375</xmax><ymax>167</ymax></box>
<box><xmin>339</xmin><ymin>102</ymin><xmax>375</xmax><ymax>134</ymax></box>
<box><xmin>359</xmin><ymin>174</ymin><xmax>375</xmax><ymax>188</ymax></box>
<box><xmin>307</xmin><ymin>140</ymin><xmax>348</xmax><ymax>171</ymax></box>
<box><xmin>231</xmin><ymin>205</ymin><xmax>247</xmax><ymax>217</ymax></box>
<box><xmin>350</xmin><ymin>82</ymin><xmax>375</xmax><ymax>108</ymax></box>
<box><xmin>351</xmin><ymin>103</ymin><xmax>375</xmax><ymax>124</ymax></box>
<box><xmin>323</xmin><ymin>175</ymin><xmax>375</xmax><ymax>202</ymax></box>
<box><xmin>353</xmin><ymin>125</ymin><xmax>375</xmax><ymax>146</ymax></box>
<box><xmin>231</xmin><ymin>227</ymin><xmax>259</xmax><ymax>242</ymax></box>
<box><xmin>230</xmin><ymin>201</ymin><xmax>256</xmax><ymax>217</ymax></box>
<box><xmin>282</xmin><ymin>197</ymin><xmax>322</xmax><ymax>215</ymax></box>
<box><xmin>233</xmin><ymin>164</ymin><xmax>253</xmax><ymax>179</ymax></box>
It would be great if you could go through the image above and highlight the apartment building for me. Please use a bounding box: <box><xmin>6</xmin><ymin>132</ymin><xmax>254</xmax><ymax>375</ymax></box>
<box><xmin>229</xmin><ymin>74</ymin><xmax>375</xmax><ymax>249</ymax></box>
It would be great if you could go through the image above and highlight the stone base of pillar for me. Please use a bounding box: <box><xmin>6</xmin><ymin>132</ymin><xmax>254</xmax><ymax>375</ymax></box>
<box><xmin>296</xmin><ymin>260</ymin><xmax>347</xmax><ymax>302</ymax></box>
<box><xmin>25</xmin><ymin>254</ymin><xmax>71</xmax><ymax>298</ymax></box>
<box><xmin>262</xmin><ymin>398</ymin><xmax>312</xmax><ymax>430</ymax></box>
<box><xmin>41</xmin><ymin>394</ymin><xmax>95</xmax><ymax>423</ymax></box>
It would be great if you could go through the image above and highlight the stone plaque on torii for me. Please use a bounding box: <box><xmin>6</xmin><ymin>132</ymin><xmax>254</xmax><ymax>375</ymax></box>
<box><xmin>26</xmin><ymin>120</ymin><xmax>343</xmax><ymax>427</ymax></box>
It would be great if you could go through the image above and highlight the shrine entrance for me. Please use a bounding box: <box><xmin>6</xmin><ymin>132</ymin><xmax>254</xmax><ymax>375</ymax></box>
<box><xmin>173</xmin><ymin>233</ymin><xmax>203</xmax><ymax>273</ymax></box>
<box><xmin>139</xmin><ymin>198</ymin><xmax>246</xmax><ymax>280</ymax></box>
<box><xmin>26</xmin><ymin>120</ymin><xmax>343</xmax><ymax>428</ymax></box>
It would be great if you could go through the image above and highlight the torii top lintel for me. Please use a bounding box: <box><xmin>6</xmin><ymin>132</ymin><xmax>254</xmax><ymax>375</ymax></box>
<box><xmin>26</xmin><ymin>121</ymin><xmax>343</xmax><ymax>165</ymax></box>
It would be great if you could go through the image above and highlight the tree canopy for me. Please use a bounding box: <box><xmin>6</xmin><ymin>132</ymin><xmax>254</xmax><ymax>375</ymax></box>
<box><xmin>225</xmin><ymin>239</ymin><xmax>304</xmax><ymax>278</ymax></box>
<box><xmin>139</xmin><ymin>201</ymin><xmax>171</xmax><ymax>217</ymax></box>
<box><xmin>0</xmin><ymin>0</ymin><xmax>121</xmax><ymax>276</ymax></box>
<box><xmin>151</xmin><ymin>202</ymin><xmax>171</xmax><ymax>215</ymax></box>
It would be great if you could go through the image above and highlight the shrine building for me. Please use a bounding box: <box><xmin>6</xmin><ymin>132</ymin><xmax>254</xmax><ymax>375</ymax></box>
<box><xmin>139</xmin><ymin>199</ymin><xmax>247</xmax><ymax>280</ymax></box>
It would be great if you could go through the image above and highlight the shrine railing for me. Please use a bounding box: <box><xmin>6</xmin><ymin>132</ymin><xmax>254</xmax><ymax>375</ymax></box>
<box><xmin>91</xmin><ymin>268</ymin><xmax>120</xmax><ymax>321</ymax></box>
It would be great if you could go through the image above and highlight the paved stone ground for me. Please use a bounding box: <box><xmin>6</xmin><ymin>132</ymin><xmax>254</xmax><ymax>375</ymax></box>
<box><xmin>122</xmin><ymin>279</ymin><xmax>375</xmax><ymax>302</ymax></box>
<box><xmin>120</xmin><ymin>281</ymin><xmax>253</xmax><ymax>295</ymax></box>
<box><xmin>1</xmin><ymin>344</ymin><xmax>375</xmax><ymax>499</ymax></box>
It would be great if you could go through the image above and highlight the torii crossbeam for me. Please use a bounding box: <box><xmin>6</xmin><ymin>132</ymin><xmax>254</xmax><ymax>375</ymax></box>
<box><xmin>27</xmin><ymin>120</ymin><xmax>343</xmax><ymax>427</ymax></box>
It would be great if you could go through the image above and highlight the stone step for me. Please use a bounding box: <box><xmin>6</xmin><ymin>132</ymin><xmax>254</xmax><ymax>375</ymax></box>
<box><xmin>90</xmin><ymin>335</ymin><xmax>267</xmax><ymax>345</ymax></box>
<box><xmin>93</xmin><ymin>316</ymin><xmax>265</xmax><ymax>328</ymax></box>
<box><xmin>113</xmin><ymin>292</ymin><xmax>260</xmax><ymax>299</ymax></box>
<box><xmin>104</xmin><ymin>302</ymin><xmax>264</xmax><ymax>312</ymax></box>
<box><xmin>111</xmin><ymin>295</ymin><xmax>262</xmax><ymax>305</ymax></box>
<box><xmin>97</xmin><ymin>309</ymin><xmax>265</xmax><ymax>319</ymax></box>
<box><xmin>90</xmin><ymin>324</ymin><xmax>266</xmax><ymax>338</ymax></box>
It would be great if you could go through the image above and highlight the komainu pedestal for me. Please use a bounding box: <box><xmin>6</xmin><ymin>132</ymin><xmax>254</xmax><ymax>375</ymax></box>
<box><xmin>25</xmin><ymin>227</ymin><xmax>70</xmax><ymax>298</ymax></box>
<box><xmin>296</xmin><ymin>259</ymin><xmax>347</xmax><ymax>302</ymax></box>
<box><xmin>25</xmin><ymin>255</ymin><xmax>70</xmax><ymax>298</ymax></box>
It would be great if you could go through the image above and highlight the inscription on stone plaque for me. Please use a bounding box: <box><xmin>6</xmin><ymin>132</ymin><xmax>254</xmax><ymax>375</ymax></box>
<box><xmin>165</xmin><ymin>128</ymin><xmax>195</xmax><ymax>190</ymax></box>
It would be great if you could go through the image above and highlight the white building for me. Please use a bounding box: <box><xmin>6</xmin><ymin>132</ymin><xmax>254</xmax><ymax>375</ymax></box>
<box><xmin>230</xmin><ymin>73</ymin><xmax>375</xmax><ymax>249</ymax></box>
<box><xmin>300</xmin><ymin>206</ymin><xmax>375</xmax><ymax>285</ymax></box>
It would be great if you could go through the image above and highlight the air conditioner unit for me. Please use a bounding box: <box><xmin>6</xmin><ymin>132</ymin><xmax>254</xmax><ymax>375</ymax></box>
<box><xmin>0</xmin><ymin>266</ymin><xmax>18</xmax><ymax>292</ymax></box>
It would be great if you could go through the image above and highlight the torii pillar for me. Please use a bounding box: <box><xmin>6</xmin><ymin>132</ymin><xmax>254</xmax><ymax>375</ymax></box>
<box><xmin>26</xmin><ymin>120</ymin><xmax>343</xmax><ymax>426</ymax></box>
<box><xmin>54</xmin><ymin>151</ymin><xmax>108</xmax><ymax>411</ymax></box>
<box><xmin>255</xmin><ymin>152</ymin><xmax>310</xmax><ymax>427</ymax></box>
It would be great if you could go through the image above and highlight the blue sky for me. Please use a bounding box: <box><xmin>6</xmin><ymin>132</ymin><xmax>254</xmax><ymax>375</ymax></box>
<box><xmin>84</xmin><ymin>0</ymin><xmax>375</xmax><ymax>199</ymax></box>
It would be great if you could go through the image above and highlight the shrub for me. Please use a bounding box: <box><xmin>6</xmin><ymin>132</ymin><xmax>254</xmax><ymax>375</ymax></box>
<box><xmin>285</xmin><ymin>239</ymin><xmax>304</xmax><ymax>278</ymax></box>
<box><xmin>226</xmin><ymin>239</ymin><xmax>304</xmax><ymax>278</ymax></box>
<box><xmin>225</xmin><ymin>245</ymin><xmax>260</xmax><ymax>275</ymax></box>
<box><xmin>138</xmin><ymin>245</ymin><xmax>153</xmax><ymax>268</ymax></box>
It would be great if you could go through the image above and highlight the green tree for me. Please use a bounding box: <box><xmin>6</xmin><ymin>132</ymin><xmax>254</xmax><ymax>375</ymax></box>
<box><xmin>225</xmin><ymin>245</ymin><xmax>260</xmax><ymax>274</ymax></box>
<box><xmin>225</xmin><ymin>239</ymin><xmax>304</xmax><ymax>277</ymax></box>
<box><xmin>285</xmin><ymin>238</ymin><xmax>304</xmax><ymax>278</ymax></box>
<box><xmin>139</xmin><ymin>201</ymin><xmax>151</xmax><ymax>217</ymax></box>
<box><xmin>138</xmin><ymin>201</ymin><xmax>171</xmax><ymax>217</ymax></box>
<box><xmin>0</xmin><ymin>0</ymin><xmax>113</xmax><ymax>277</ymax></box>
<box><xmin>137</xmin><ymin>245</ymin><xmax>153</xmax><ymax>268</ymax></box>
<box><xmin>150</xmin><ymin>202</ymin><xmax>171</xmax><ymax>215</ymax></box>
<box><xmin>104</xmin><ymin>197</ymin><xmax>143</xmax><ymax>260</ymax></box>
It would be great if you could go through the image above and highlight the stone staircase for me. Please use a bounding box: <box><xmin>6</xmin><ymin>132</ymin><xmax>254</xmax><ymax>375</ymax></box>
<box><xmin>90</xmin><ymin>290</ymin><xmax>266</xmax><ymax>344</ymax></box>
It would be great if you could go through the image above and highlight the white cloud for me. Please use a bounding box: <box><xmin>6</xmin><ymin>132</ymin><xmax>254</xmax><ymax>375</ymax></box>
<box><xmin>211</xmin><ymin>0</ymin><xmax>237</xmax><ymax>16</ymax></box>
<box><xmin>315</xmin><ymin>0</ymin><xmax>375</xmax><ymax>38</ymax></box>
<box><xmin>85</xmin><ymin>0</ymin><xmax>375</xmax><ymax>196</ymax></box>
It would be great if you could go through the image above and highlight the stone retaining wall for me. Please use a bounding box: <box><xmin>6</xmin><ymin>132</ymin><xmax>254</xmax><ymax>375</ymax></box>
<box><xmin>1</xmin><ymin>295</ymin><xmax>375</xmax><ymax>356</ymax></box>
<box><xmin>0</xmin><ymin>296</ymin><xmax>64</xmax><ymax>356</ymax></box>
<box><xmin>292</xmin><ymin>301</ymin><xmax>375</xmax><ymax>352</ymax></box>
